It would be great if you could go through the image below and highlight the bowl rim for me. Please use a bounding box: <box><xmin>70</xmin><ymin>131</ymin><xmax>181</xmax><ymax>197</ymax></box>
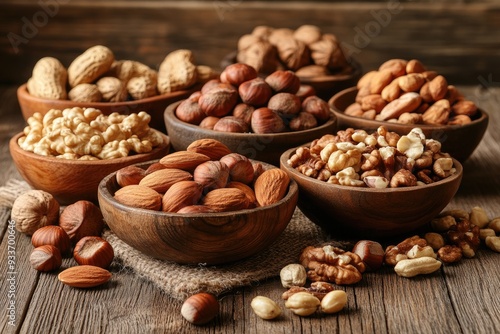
<box><xmin>221</xmin><ymin>51</ymin><xmax>363</xmax><ymax>83</ymax></box>
<box><xmin>280</xmin><ymin>145</ymin><xmax>463</xmax><ymax>193</ymax></box>
<box><xmin>9</xmin><ymin>130</ymin><xmax>170</xmax><ymax>166</ymax></box>
<box><xmin>17</xmin><ymin>83</ymin><xmax>197</xmax><ymax>107</ymax></box>
<box><xmin>329</xmin><ymin>86</ymin><xmax>489</xmax><ymax>131</ymax></box>
<box><xmin>98</xmin><ymin>159</ymin><xmax>299</xmax><ymax>218</ymax></box>
<box><xmin>164</xmin><ymin>100</ymin><xmax>337</xmax><ymax>139</ymax></box>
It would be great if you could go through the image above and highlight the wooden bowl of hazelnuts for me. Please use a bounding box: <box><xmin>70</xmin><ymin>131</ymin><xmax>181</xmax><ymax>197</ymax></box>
<box><xmin>328</xmin><ymin>59</ymin><xmax>489</xmax><ymax>161</ymax></box>
<box><xmin>164</xmin><ymin>64</ymin><xmax>337</xmax><ymax>166</ymax></box>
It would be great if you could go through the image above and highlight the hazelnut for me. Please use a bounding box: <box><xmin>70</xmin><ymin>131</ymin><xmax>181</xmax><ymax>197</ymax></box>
<box><xmin>220</xmin><ymin>63</ymin><xmax>258</xmax><ymax>87</ymax></box>
<box><xmin>213</xmin><ymin>116</ymin><xmax>249</xmax><ymax>133</ymax></box>
<box><xmin>193</xmin><ymin>161</ymin><xmax>230</xmax><ymax>191</ymax></box>
<box><xmin>31</xmin><ymin>225</ymin><xmax>71</xmax><ymax>256</ymax></box>
<box><xmin>302</xmin><ymin>96</ymin><xmax>331</xmax><ymax>122</ymax></box>
<box><xmin>30</xmin><ymin>245</ymin><xmax>62</xmax><ymax>272</ymax></box>
<box><xmin>352</xmin><ymin>240</ymin><xmax>384</xmax><ymax>271</ymax></box>
<box><xmin>232</xmin><ymin>103</ymin><xmax>255</xmax><ymax>125</ymax></box>
<box><xmin>200</xmin><ymin>79</ymin><xmax>223</xmax><ymax>94</ymax></box>
<box><xmin>250</xmin><ymin>107</ymin><xmax>286</xmax><ymax>134</ymax></box>
<box><xmin>238</xmin><ymin>77</ymin><xmax>273</xmax><ymax>107</ymax></box>
<box><xmin>289</xmin><ymin>112</ymin><xmax>318</xmax><ymax>131</ymax></box>
<box><xmin>175</xmin><ymin>95</ymin><xmax>205</xmax><ymax>125</ymax></box>
<box><xmin>199</xmin><ymin>116</ymin><xmax>220</xmax><ymax>130</ymax></box>
<box><xmin>116</xmin><ymin>165</ymin><xmax>146</xmax><ymax>187</ymax></box>
<box><xmin>11</xmin><ymin>189</ymin><xmax>60</xmax><ymax>235</ymax></box>
<box><xmin>73</xmin><ymin>236</ymin><xmax>114</xmax><ymax>269</ymax></box>
<box><xmin>59</xmin><ymin>201</ymin><xmax>104</xmax><ymax>244</ymax></box>
<box><xmin>264</xmin><ymin>70</ymin><xmax>300</xmax><ymax>94</ymax></box>
<box><xmin>296</xmin><ymin>84</ymin><xmax>317</xmax><ymax>101</ymax></box>
<box><xmin>220</xmin><ymin>153</ymin><xmax>254</xmax><ymax>184</ymax></box>
<box><xmin>267</xmin><ymin>92</ymin><xmax>302</xmax><ymax>116</ymax></box>
<box><xmin>199</xmin><ymin>86</ymin><xmax>238</xmax><ymax>117</ymax></box>
<box><xmin>181</xmin><ymin>293</ymin><xmax>219</xmax><ymax>325</ymax></box>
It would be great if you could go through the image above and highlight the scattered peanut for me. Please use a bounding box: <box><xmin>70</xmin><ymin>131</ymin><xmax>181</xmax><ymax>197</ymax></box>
<box><xmin>250</xmin><ymin>296</ymin><xmax>281</xmax><ymax>320</ymax></box>
<box><xmin>485</xmin><ymin>236</ymin><xmax>500</xmax><ymax>253</ymax></box>
<box><xmin>284</xmin><ymin>292</ymin><xmax>321</xmax><ymax>316</ymax></box>
<box><xmin>320</xmin><ymin>290</ymin><xmax>347</xmax><ymax>314</ymax></box>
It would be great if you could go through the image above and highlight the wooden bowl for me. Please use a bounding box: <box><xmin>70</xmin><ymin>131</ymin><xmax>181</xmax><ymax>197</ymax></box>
<box><xmin>9</xmin><ymin>131</ymin><xmax>170</xmax><ymax>205</ymax></box>
<box><xmin>17</xmin><ymin>83</ymin><xmax>200</xmax><ymax>132</ymax></box>
<box><xmin>220</xmin><ymin>51</ymin><xmax>362</xmax><ymax>100</ymax></box>
<box><xmin>329</xmin><ymin>87</ymin><xmax>489</xmax><ymax>161</ymax></box>
<box><xmin>280</xmin><ymin>147</ymin><xmax>463</xmax><ymax>238</ymax></box>
<box><xmin>97</xmin><ymin>160</ymin><xmax>299</xmax><ymax>265</ymax></box>
<box><xmin>164</xmin><ymin>101</ymin><xmax>337</xmax><ymax>166</ymax></box>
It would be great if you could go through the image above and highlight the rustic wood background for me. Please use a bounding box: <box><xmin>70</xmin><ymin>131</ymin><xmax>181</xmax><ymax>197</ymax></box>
<box><xmin>1</xmin><ymin>0</ymin><xmax>499</xmax><ymax>88</ymax></box>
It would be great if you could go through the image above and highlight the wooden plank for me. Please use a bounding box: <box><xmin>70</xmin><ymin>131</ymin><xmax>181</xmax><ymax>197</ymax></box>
<box><xmin>0</xmin><ymin>2</ymin><xmax>499</xmax><ymax>85</ymax></box>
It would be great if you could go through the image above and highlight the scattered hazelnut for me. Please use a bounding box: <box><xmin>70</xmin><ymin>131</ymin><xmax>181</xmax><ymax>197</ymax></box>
<box><xmin>30</xmin><ymin>245</ymin><xmax>62</xmax><ymax>272</ymax></box>
<box><xmin>31</xmin><ymin>225</ymin><xmax>71</xmax><ymax>256</ymax></box>
<box><xmin>59</xmin><ymin>201</ymin><xmax>104</xmax><ymax>244</ymax></box>
<box><xmin>73</xmin><ymin>236</ymin><xmax>114</xmax><ymax>269</ymax></box>
<box><xmin>352</xmin><ymin>240</ymin><xmax>384</xmax><ymax>271</ymax></box>
<box><xmin>181</xmin><ymin>293</ymin><xmax>219</xmax><ymax>325</ymax></box>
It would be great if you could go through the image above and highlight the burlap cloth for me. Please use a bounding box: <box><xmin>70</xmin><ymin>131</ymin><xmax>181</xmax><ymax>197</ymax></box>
<box><xmin>0</xmin><ymin>179</ymin><xmax>329</xmax><ymax>301</ymax></box>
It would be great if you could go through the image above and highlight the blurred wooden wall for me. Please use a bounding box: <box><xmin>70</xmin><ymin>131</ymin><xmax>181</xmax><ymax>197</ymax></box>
<box><xmin>1</xmin><ymin>0</ymin><xmax>499</xmax><ymax>87</ymax></box>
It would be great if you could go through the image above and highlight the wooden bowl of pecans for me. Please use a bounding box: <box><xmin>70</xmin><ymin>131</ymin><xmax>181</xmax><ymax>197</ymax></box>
<box><xmin>279</xmin><ymin>127</ymin><xmax>464</xmax><ymax>238</ymax></box>
<box><xmin>97</xmin><ymin>159</ymin><xmax>299</xmax><ymax>265</ymax></box>
<box><xmin>9</xmin><ymin>130</ymin><xmax>170</xmax><ymax>205</ymax></box>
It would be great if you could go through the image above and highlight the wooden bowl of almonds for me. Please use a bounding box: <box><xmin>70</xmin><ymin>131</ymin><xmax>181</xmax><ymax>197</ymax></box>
<box><xmin>279</xmin><ymin>126</ymin><xmax>463</xmax><ymax>238</ymax></box>
<box><xmin>9</xmin><ymin>108</ymin><xmax>170</xmax><ymax>205</ymax></box>
<box><xmin>328</xmin><ymin>58</ymin><xmax>489</xmax><ymax>161</ymax></box>
<box><xmin>97</xmin><ymin>139</ymin><xmax>299</xmax><ymax>265</ymax></box>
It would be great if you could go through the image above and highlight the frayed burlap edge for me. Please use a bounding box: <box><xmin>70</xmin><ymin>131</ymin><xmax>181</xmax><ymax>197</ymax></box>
<box><xmin>0</xmin><ymin>179</ymin><xmax>328</xmax><ymax>301</ymax></box>
<box><xmin>102</xmin><ymin>208</ymin><xmax>327</xmax><ymax>301</ymax></box>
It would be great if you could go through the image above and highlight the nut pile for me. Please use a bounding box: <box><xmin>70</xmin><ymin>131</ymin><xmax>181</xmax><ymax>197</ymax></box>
<box><xmin>11</xmin><ymin>190</ymin><xmax>114</xmax><ymax>288</ymax></box>
<box><xmin>347</xmin><ymin>58</ymin><xmax>479</xmax><ymax>125</ymax></box>
<box><xmin>236</xmin><ymin>24</ymin><xmax>354</xmax><ymax>76</ymax></box>
<box><xmin>176</xmin><ymin>63</ymin><xmax>333</xmax><ymax>133</ymax></box>
<box><xmin>18</xmin><ymin>108</ymin><xmax>163</xmax><ymax>160</ymax></box>
<box><xmin>113</xmin><ymin>138</ymin><xmax>290</xmax><ymax>212</ymax></box>
<box><xmin>288</xmin><ymin>125</ymin><xmax>456</xmax><ymax>188</ymax></box>
<box><xmin>27</xmin><ymin>46</ymin><xmax>215</xmax><ymax>102</ymax></box>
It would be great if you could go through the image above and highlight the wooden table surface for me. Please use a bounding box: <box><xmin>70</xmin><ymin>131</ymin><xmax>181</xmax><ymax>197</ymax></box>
<box><xmin>0</xmin><ymin>84</ymin><xmax>499</xmax><ymax>334</ymax></box>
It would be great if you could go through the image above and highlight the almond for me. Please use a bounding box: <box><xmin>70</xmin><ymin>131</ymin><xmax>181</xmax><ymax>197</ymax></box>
<box><xmin>201</xmin><ymin>188</ymin><xmax>250</xmax><ymax>212</ymax></box>
<box><xmin>114</xmin><ymin>185</ymin><xmax>162</xmax><ymax>211</ymax></box>
<box><xmin>378</xmin><ymin>92</ymin><xmax>422</xmax><ymax>121</ymax></box>
<box><xmin>254</xmin><ymin>169</ymin><xmax>290</xmax><ymax>206</ymax></box>
<box><xmin>422</xmin><ymin>99</ymin><xmax>451</xmax><ymax>125</ymax></box>
<box><xmin>360</xmin><ymin>94</ymin><xmax>387</xmax><ymax>113</ymax></box>
<box><xmin>186</xmin><ymin>139</ymin><xmax>232</xmax><ymax>160</ymax></box>
<box><xmin>159</xmin><ymin>151</ymin><xmax>210</xmax><ymax>171</ymax></box>
<box><xmin>226</xmin><ymin>181</ymin><xmax>257</xmax><ymax>208</ymax></box>
<box><xmin>162</xmin><ymin>180</ymin><xmax>203</xmax><ymax>213</ymax></box>
<box><xmin>381</xmin><ymin>78</ymin><xmax>401</xmax><ymax>102</ymax></box>
<box><xmin>58</xmin><ymin>265</ymin><xmax>111</xmax><ymax>288</ymax></box>
<box><xmin>369</xmin><ymin>69</ymin><xmax>393</xmax><ymax>95</ymax></box>
<box><xmin>139</xmin><ymin>168</ymin><xmax>192</xmax><ymax>193</ymax></box>
<box><xmin>398</xmin><ymin>73</ymin><xmax>425</xmax><ymax>92</ymax></box>
<box><xmin>378</xmin><ymin>59</ymin><xmax>407</xmax><ymax>77</ymax></box>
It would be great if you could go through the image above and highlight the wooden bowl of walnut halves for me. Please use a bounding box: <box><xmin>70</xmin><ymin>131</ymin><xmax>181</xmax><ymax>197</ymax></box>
<box><xmin>9</xmin><ymin>109</ymin><xmax>170</xmax><ymax>205</ymax></box>
<box><xmin>328</xmin><ymin>59</ymin><xmax>489</xmax><ymax>161</ymax></box>
<box><xmin>279</xmin><ymin>126</ymin><xmax>463</xmax><ymax>238</ymax></box>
